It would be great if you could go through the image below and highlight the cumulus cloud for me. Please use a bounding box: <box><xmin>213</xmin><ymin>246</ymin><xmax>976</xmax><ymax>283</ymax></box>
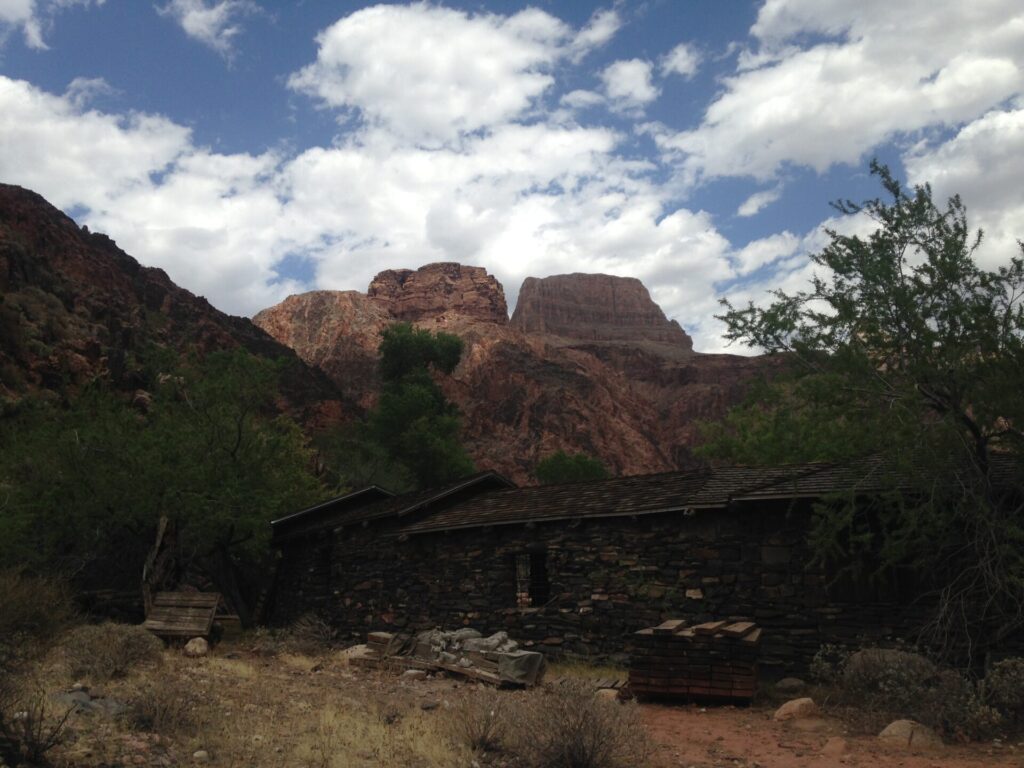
<box><xmin>736</xmin><ymin>186</ymin><xmax>782</xmax><ymax>217</ymax></box>
<box><xmin>0</xmin><ymin>0</ymin><xmax>104</xmax><ymax>49</ymax></box>
<box><xmin>600</xmin><ymin>58</ymin><xmax>659</xmax><ymax>112</ymax></box>
<box><xmin>904</xmin><ymin>104</ymin><xmax>1024</xmax><ymax>271</ymax></box>
<box><xmin>63</xmin><ymin>75</ymin><xmax>116</xmax><ymax>108</ymax></box>
<box><xmin>288</xmin><ymin>4</ymin><xmax>572</xmax><ymax>144</ymax></box>
<box><xmin>661</xmin><ymin>43</ymin><xmax>701</xmax><ymax>79</ymax></box>
<box><xmin>662</xmin><ymin>0</ymin><xmax>1024</xmax><ymax>183</ymax></box>
<box><xmin>156</xmin><ymin>0</ymin><xmax>258</xmax><ymax>57</ymax></box>
<box><xmin>569</xmin><ymin>7</ymin><xmax>620</xmax><ymax>61</ymax></box>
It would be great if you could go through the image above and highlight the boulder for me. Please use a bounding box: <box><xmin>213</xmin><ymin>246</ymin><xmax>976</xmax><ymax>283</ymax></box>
<box><xmin>773</xmin><ymin>697</ymin><xmax>819</xmax><ymax>722</ymax></box>
<box><xmin>183</xmin><ymin>637</ymin><xmax>209</xmax><ymax>658</ymax></box>
<box><xmin>878</xmin><ymin>719</ymin><xmax>943</xmax><ymax>750</ymax></box>
<box><xmin>821</xmin><ymin>736</ymin><xmax>848</xmax><ymax>756</ymax></box>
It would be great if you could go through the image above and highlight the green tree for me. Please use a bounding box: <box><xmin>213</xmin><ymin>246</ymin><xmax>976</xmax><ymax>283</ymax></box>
<box><xmin>709</xmin><ymin>162</ymin><xmax>1024</xmax><ymax>660</ymax></box>
<box><xmin>352</xmin><ymin>321</ymin><xmax>475</xmax><ymax>489</ymax></box>
<box><xmin>535</xmin><ymin>450</ymin><xmax>609</xmax><ymax>485</ymax></box>
<box><xmin>0</xmin><ymin>349</ymin><xmax>322</xmax><ymax>624</ymax></box>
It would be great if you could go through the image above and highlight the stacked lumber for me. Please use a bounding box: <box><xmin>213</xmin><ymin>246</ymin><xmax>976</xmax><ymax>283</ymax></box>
<box><xmin>629</xmin><ymin>619</ymin><xmax>761</xmax><ymax>701</ymax></box>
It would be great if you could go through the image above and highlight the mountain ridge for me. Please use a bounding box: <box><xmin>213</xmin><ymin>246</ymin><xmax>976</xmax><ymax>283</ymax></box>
<box><xmin>254</xmin><ymin>263</ymin><xmax>777</xmax><ymax>482</ymax></box>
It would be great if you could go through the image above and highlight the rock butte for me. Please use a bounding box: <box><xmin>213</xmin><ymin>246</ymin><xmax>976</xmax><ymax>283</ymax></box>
<box><xmin>254</xmin><ymin>263</ymin><xmax>778</xmax><ymax>483</ymax></box>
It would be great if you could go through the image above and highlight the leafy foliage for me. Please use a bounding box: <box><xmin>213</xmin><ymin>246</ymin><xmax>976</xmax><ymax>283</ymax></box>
<box><xmin>323</xmin><ymin>323</ymin><xmax>474</xmax><ymax>491</ymax></box>
<box><xmin>709</xmin><ymin>162</ymin><xmax>1024</xmax><ymax>659</ymax></box>
<box><xmin>0</xmin><ymin>349</ymin><xmax>323</xmax><ymax>619</ymax></box>
<box><xmin>535</xmin><ymin>450</ymin><xmax>609</xmax><ymax>485</ymax></box>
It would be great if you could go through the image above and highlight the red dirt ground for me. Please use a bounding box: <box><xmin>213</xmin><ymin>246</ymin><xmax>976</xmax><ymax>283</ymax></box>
<box><xmin>641</xmin><ymin>702</ymin><xmax>1021</xmax><ymax>768</ymax></box>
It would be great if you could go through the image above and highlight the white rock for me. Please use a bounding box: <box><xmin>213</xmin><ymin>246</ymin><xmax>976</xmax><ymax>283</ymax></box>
<box><xmin>822</xmin><ymin>736</ymin><xmax>848</xmax><ymax>756</ymax></box>
<box><xmin>192</xmin><ymin>749</ymin><xmax>210</xmax><ymax>762</ymax></box>
<box><xmin>878</xmin><ymin>719</ymin><xmax>943</xmax><ymax>750</ymax></box>
<box><xmin>184</xmin><ymin>637</ymin><xmax>209</xmax><ymax>658</ymax></box>
<box><xmin>773</xmin><ymin>697</ymin><xmax>819</xmax><ymax>721</ymax></box>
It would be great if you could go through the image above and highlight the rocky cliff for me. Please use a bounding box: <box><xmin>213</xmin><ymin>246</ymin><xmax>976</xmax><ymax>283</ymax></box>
<box><xmin>0</xmin><ymin>184</ymin><xmax>346</xmax><ymax>426</ymax></box>
<box><xmin>512</xmin><ymin>273</ymin><xmax>693</xmax><ymax>351</ymax></box>
<box><xmin>368</xmin><ymin>263</ymin><xmax>508</xmax><ymax>324</ymax></box>
<box><xmin>254</xmin><ymin>264</ymin><xmax>777</xmax><ymax>483</ymax></box>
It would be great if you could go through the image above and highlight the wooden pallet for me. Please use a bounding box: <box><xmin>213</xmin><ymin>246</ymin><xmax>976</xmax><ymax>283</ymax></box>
<box><xmin>142</xmin><ymin>591</ymin><xmax>220</xmax><ymax>639</ymax></box>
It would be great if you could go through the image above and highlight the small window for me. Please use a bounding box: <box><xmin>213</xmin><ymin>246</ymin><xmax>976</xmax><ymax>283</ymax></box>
<box><xmin>514</xmin><ymin>551</ymin><xmax>549</xmax><ymax>608</ymax></box>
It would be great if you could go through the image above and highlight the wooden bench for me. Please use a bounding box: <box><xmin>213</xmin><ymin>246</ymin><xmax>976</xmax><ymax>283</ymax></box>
<box><xmin>142</xmin><ymin>591</ymin><xmax>220</xmax><ymax>639</ymax></box>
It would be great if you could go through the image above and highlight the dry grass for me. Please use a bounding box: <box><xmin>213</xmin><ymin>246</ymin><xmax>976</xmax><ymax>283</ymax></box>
<box><xmin>25</xmin><ymin>637</ymin><xmax>653</xmax><ymax>768</ymax></box>
<box><xmin>296</xmin><ymin>703</ymin><xmax>468</xmax><ymax>768</ymax></box>
<box><xmin>548</xmin><ymin>659</ymin><xmax>628</xmax><ymax>682</ymax></box>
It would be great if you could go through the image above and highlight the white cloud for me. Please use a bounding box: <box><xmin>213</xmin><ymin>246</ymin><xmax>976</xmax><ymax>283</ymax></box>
<box><xmin>732</xmin><ymin>231</ymin><xmax>799</xmax><ymax>274</ymax></box>
<box><xmin>64</xmin><ymin>75</ymin><xmax>116</xmax><ymax>108</ymax></box>
<box><xmin>904</xmin><ymin>104</ymin><xmax>1024</xmax><ymax>270</ymax></box>
<box><xmin>560</xmin><ymin>89</ymin><xmax>604</xmax><ymax>110</ymax></box>
<box><xmin>0</xmin><ymin>62</ymin><xmax>742</xmax><ymax>350</ymax></box>
<box><xmin>156</xmin><ymin>0</ymin><xmax>257</xmax><ymax>57</ymax></box>
<box><xmin>600</xmin><ymin>58</ymin><xmax>659</xmax><ymax>112</ymax></box>
<box><xmin>661</xmin><ymin>43</ymin><xmax>701</xmax><ymax>79</ymax></box>
<box><xmin>663</xmin><ymin>0</ymin><xmax>1024</xmax><ymax>183</ymax></box>
<box><xmin>736</xmin><ymin>186</ymin><xmax>781</xmax><ymax>217</ymax></box>
<box><xmin>288</xmin><ymin>4</ymin><xmax>572</xmax><ymax>144</ymax></box>
<box><xmin>569</xmin><ymin>7</ymin><xmax>620</xmax><ymax>61</ymax></box>
<box><xmin>0</xmin><ymin>0</ymin><xmax>103</xmax><ymax>49</ymax></box>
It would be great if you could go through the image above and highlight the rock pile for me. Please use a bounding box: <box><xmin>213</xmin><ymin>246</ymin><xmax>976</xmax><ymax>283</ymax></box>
<box><xmin>352</xmin><ymin>628</ymin><xmax>546</xmax><ymax>687</ymax></box>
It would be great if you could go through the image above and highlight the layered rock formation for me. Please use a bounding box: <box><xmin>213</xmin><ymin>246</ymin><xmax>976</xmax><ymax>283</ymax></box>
<box><xmin>512</xmin><ymin>273</ymin><xmax>692</xmax><ymax>350</ymax></box>
<box><xmin>0</xmin><ymin>184</ymin><xmax>346</xmax><ymax>426</ymax></box>
<box><xmin>368</xmin><ymin>263</ymin><xmax>508</xmax><ymax>324</ymax></box>
<box><xmin>255</xmin><ymin>264</ymin><xmax>777</xmax><ymax>483</ymax></box>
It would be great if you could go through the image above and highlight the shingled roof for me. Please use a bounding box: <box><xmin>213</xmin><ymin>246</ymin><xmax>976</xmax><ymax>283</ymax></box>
<box><xmin>271</xmin><ymin>485</ymin><xmax>394</xmax><ymax>541</ymax></box>
<box><xmin>400</xmin><ymin>454</ymin><xmax>1022</xmax><ymax>535</ymax></box>
<box><xmin>401</xmin><ymin>469</ymin><xmax>710</xmax><ymax>534</ymax></box>
<box><xmin>272</xmin><ymin>471</ymin><xmax>516</xmax><ymax>542</ymax></box>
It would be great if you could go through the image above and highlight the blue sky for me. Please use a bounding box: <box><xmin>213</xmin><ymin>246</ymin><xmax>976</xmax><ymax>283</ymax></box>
<box><xmin>1</xmin><ymin>1</ymin><xmax>1022</xmax><ymax>351</ymax></box>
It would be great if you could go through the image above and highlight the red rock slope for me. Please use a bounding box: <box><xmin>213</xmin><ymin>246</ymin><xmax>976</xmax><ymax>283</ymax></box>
<box><xmin>254</xmin><ymin>264</ymin><xmax>777</xmax><ymax>482</ymax></box>
<box><xmin>0</xmin><ymin>184</ymin><xmax>346</xmax><ymax>426</ymax></box>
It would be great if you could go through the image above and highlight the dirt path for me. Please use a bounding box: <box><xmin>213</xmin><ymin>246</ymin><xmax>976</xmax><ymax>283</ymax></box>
<box><xmin>641</xmin><ymin>702</ymin><xmax>1021</xmax><ymax>768</ymax></box>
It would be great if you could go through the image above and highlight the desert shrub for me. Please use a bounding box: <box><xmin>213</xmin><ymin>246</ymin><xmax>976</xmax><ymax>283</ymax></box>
<box><xmin>812</xmin><ymin>643</ymin><xmax>1012</xmax><ymax>740</ymax></box>
<box><xmin>841</xmin><ymin>648</ymin><xmax>937</xmax><ymax>714</ymax></box>
<box><xmin>983</xmin><ymin>659</ymin><xmax>1024</xmax><ymax>728</ymax></box>
<box><xmin>63</xmin><ymin>623</ymin><xmax>164</xmax><ymax>680</ymax></box>
<box><xmin>507</xmin><ymin>680</ymin><xmax>650</xmax><ymax>768</ymax></box>
<box><xmin>126</xmin><ymin>668</ymin><xmax>204</xmax><ymax>735</ymax></box>
<box><xmin>444</xmin><ymin>688</ymin><xmax>508</xmax><ymax>752</ymax></box>
<box><xmin>286</xmin><ymin>613</ymin><xmax>338</xmax><ymax>654</ymax></box>
<box><xmin>809</xmin><ymin>643</ymin><xmax>850</xmax><ymax>686</ymax></box>
<box><xmin>0</xmin><ymin>688</ymin><xmax>72</xmax><ymax>767</ymax></box>
<box><xmin>0</xmin><ymin>569</ymin><xmax>75</xmax><ymax>675</ymax></box>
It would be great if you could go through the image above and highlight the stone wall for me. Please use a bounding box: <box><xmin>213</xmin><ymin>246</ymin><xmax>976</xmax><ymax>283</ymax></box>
<box><xmin>271</xmin><ymin>501</ymin><xmax>934</xmax><ymax>675</ymax></box>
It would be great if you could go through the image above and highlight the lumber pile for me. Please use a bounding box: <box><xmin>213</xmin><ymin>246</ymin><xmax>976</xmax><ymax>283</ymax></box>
<box><xmin>629</xmin><ymin>619</ymin><xmax>761</xmax><ymax>701</ymax></box>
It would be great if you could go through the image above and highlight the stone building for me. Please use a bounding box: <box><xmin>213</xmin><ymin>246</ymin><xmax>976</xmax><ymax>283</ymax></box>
<box><xmin>267</xmin><ymin>459</ymin><xmax>996</xmax><ymax>675</ymax></box>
